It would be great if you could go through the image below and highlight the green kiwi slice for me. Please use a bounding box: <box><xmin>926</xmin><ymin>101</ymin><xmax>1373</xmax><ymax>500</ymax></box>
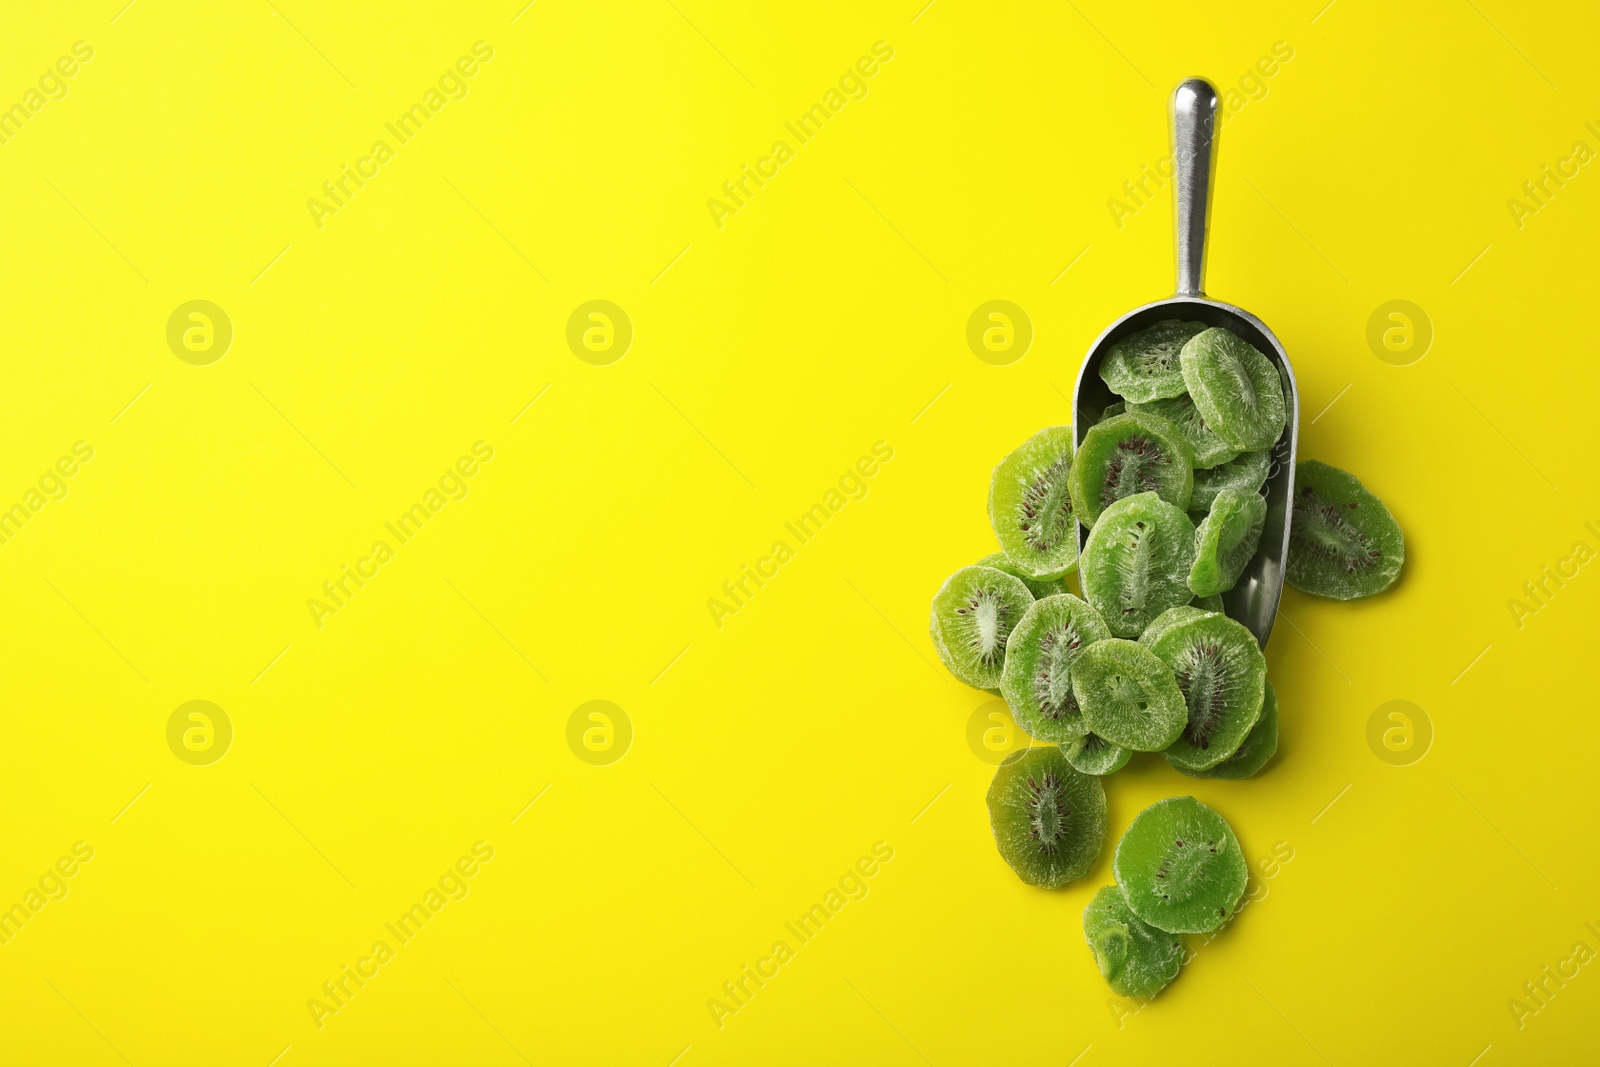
<box><xmin>1066</xmin><ymin>732</ymin><xmax>1132</xmax><ymax>776</ymax></box>
<box><xmin>1286</xmin><ymin>460</ymin><xmax>1405</xmax><ymax>600</ymax></box>
<box><xmin>1187</xmin><ymin>488</ymin><xmax>1267</xmax><ymax>598</ymax></box>
<box><xmin>1178</xmin><ymin>328</ymin><xmax>1286</xmax><ymax>451</ymax></box>
<box><xmin>988</xmin><ymin>426</ymin><xmax>1078</xmax><ymax>580</ymax></box>
<box><xmin>1129</xmin><ymin>395</ymin><xmax>1239</xmax><ymax>469</ymax></box>
<box><xmin>1068</xmin><ymin>412</ymin><xmax>1194</xmax><ymax>527</ymax></box>
<box><xmin>1146</xmin><ymin>612</ymin><xmax>1267</xmax><ymax>772</ymax></box>
<box><xmin>1083</xmin><ymin>884</ymin><xmax>1185</xmax><ymax>998</ymax></box>
<box><xmin>978</xmin><ymin>553</ymin><xmax>1067</xmax><ymax>600</ymax></box>
<box><xmin>1071</xmin><ymin>638</ymin><xmax>1186</xmax><ymax>752</ymax></box>
<box><xmin>1114</xmin><ymin>796</ymin><xmax>1248</xmax><ymax>934</ymax></box>
<box><xmin>999</xmin><ymin>594</ymin><xmax>1112</xmax><ymax>743</ymax></box>
<box><xmin>1175</xmin><ymin>681</ymin><xmax>1279</xmax><ymax>779</ymax></box>
<box><xmin>1101</xmin><ymin>399</ymin><xmax>1126</xmax><ymax>419</ymax></box>
<box><xmin>986</xmin><ymin>745</ymin><xmax>1107</xmax><ymax>888</ymax></box>
<box><xmin>1190</xmin><ymin>593</ymin><xmax>1224</xmax><ymax>613</ymax></box>
<box><xmin>1080</xmin><ymin>492</ymin><xmax>1198</xmax><ymax>639</ymax></box>
<box><xmin>929</xmin><ymin>565</ymin><xmax>1034</xmax><ymax>690</ymax></box>
<box><xmin>1097</xmin><ymin>319</ymin><xmax>1206</xmax><ymax>403</ymax></box>
<box><xmin>1190</xmin><ymin>450</ymin><xmax>1271</xmax><ymax>512</ymax></box>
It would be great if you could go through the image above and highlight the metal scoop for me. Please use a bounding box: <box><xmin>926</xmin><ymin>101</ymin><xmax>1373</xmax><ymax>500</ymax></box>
<box><xmin>1072</xmin><ymin>77</ymin><xmax>1299</xmax><ymax>648</ymax></box>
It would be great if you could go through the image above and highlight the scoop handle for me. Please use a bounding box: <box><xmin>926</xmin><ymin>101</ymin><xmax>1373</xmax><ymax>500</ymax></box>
<box><xmin>1171</xmin><ymin>78</ymin><xmax>1220</xmax><ymax>297</ymax></box>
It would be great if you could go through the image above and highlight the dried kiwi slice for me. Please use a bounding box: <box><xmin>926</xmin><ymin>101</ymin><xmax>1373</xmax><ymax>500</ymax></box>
<box><xmin>929</xmin><ymin>566</ymin><xmax>1034</xmax><ymax>690</ymax></box>
<box><xmin>1101</xmin><ymin>400</ymin><xmax>1125</xmax><ymax>419</ymax></box>
<box><xmin>989</xmin><ymin>426</ymin><xmax>1078</xmax><ymax>580</ymax></box>
<box><xmin>1066</xmin><ymin>732</ymin><xmax>1132</xmax><ymax>776</ymax></box>
<box><xmin>1080</xmin><ymin>492</ymin><xmax>1198</xmax><ymax>639</ymax></box>
<box><xmin>1097</xmin><ymin>319</ymin><xmax>1206</xmax><ymax>403</ymax></box>
<box><xmin>1191</xmin><ymin>450</ymin><xmax>1271</xmax><ymax>512</ymax></box>
<box><xmin>1286</xmin><ymin>460</ymin><xmax>1405</xmax><ymax>600</ymax></box>
<box><xmin>1071</xmin><ymin>638</ymin><xmax>1186</xmax><ymax>752</ymax></box>
<box><xmin>1146</xmin><ymin>612</ymin><xmax>1267</xmax><ymax>772</ymax></box>
<box><xmin>1130</xmin><ymin>395</ymin><xmax>1238</xmax><ymax>469</ymax></box>
<box><xmin>1179</xmin><ymin>328</ymin><xmax>1286</xmax><ymax>451</ymax></box>
<box><xmin>1113</xmin><ymin>796</ymin><xmax>1248</xmax><ymax>934</ymax></box>
<box><xmin>1176</xmin><ymin>681</ymin><xmax>1278</xmax><ymax>779</ymax></box>
<box><xmin>999</xmin><ymin>594</ymin><xmax>1112</xmax><ymax>743</ymax></box>
<box><xmin>1190</xmin><ymin>593</ymin><xmax>1224</xmax><ymax>612</ymax></box>
<box><xmin>1068</xmin><ymin>412</ymin><xmax>1194</xmax><ymax>527</ymax></box>
<box><xmin>1083</xmin><ymin>884</ymin><xmax>1185</xmax><ymax>998</ymax></box>
<box><xmin>986</xmin><ymin>746</ymin><xmax>1107</xmax><ymax>888</ymax></box>
<box><xmin>978</xmin><ymin>553</ymin><xmax>1067</xmax><ymax>600</ymax></box>
<box><xmin>1188</xmin><ymin>488</ymin><xmax>1267</xmax><ymax>598</ymax></box>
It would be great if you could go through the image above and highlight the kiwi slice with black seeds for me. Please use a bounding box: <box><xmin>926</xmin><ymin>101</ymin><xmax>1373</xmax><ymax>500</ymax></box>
<box><xmin>1130</xmin><ymin>394</ymin><xmax>1239</xmax><ymax>469</ymax></box>
<box><xmin>1175</xmin><ymin>681</ymin><xmax>1279</xmax><ymax>779</ymax></box>
<box><xmin>986</xmin><ymin>745</ymin><xmax>1107</xmax><ymax>888</ymax></box>
<box><xmin>1097</xmin><ymin>319</ymin><xmax>1206</xmax><ymax>403</ymax></box>
<box><xmin>999</xmin><ymin>594</ymin><xmax>1112</xmax><ymax>743</ymax></box>
<box><xmin>1080</xmin><ymin>492</ymin><xmax>1198</xmax><ymax>639</ymax></box>
<box><xmin>1286</xmin><ymin>460</ymin><xmax>1405</xmax><ymax>600</ymax></box>
<box><xmin>1146</xmin><ymin>612</ymin><xmax>1267</xmax><ymax>772</ymax></box>
<box><xmin>1068</xmin><ymin>412</ymin><xmax>1195</xmax><ymax>527</ymax></box>
<box><xmin>988</xmin><ymin>426</ymin><xmax>1078</xmax><ymax>580</ymax></box>
<box><xmin>1113</xmin><ymin>796</ymin><xmax>1248</xmax><ymax>934</ymax></box>
<box><xmin>929</xmin><ymin>565</ymin><xmax>1034</xmax><ymax>690</ymax></box>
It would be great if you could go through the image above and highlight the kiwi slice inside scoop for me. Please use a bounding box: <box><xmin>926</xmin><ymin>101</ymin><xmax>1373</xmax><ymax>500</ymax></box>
<box><xmin>1097</xmin><ymin>319</ymin><xmax>1206</xmax><ymax>404</ymax></box>
<box><xmin>1178</xmin><ymin>327</ymin><xmax>1286</xmax><ymax>451</ymax></box>
<box><xmin>1080</xmin><ymin>492</ymin><xmax>1198</xmax><ymax>639</ymax></box>
<box><xmin>1068</xmin><ymin>412</ymin><xmax>1195</xmax><ymax>527</ymax></box>
<box><xmin>1191</xmin><ymin>450</ymin><xmax>1271</xmax><ymax>512</ymax></box>
<box><xmin>1188</xmin><ymin>487</ymin><xmax>1267</xmax><ymax>598</ymax></box>
<box><xmin>1130</xmin><ymin>394</ymin><xmax>1239</xmax><ymax>470</ymax></box>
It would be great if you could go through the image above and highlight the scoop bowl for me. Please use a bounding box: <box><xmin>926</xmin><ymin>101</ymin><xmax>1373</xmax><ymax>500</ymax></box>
<box><xmin>1071</xmin><ymin>78</ymin><xmax>1299</xmax><ymax>648</ymax></box>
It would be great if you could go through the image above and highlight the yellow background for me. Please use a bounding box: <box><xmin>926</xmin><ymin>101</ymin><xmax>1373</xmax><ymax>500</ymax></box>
<box><xmin>2</xmin><ymin>1</ymin><xmax>1597</xmax><ymax>1063</ymax></box>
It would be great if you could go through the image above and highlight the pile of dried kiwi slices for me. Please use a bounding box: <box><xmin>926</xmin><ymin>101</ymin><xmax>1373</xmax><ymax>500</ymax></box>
<box><xmin>928</xmin><ymin>321</ymin><xmax>1407</xmax><ymax>999</ymax></box>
